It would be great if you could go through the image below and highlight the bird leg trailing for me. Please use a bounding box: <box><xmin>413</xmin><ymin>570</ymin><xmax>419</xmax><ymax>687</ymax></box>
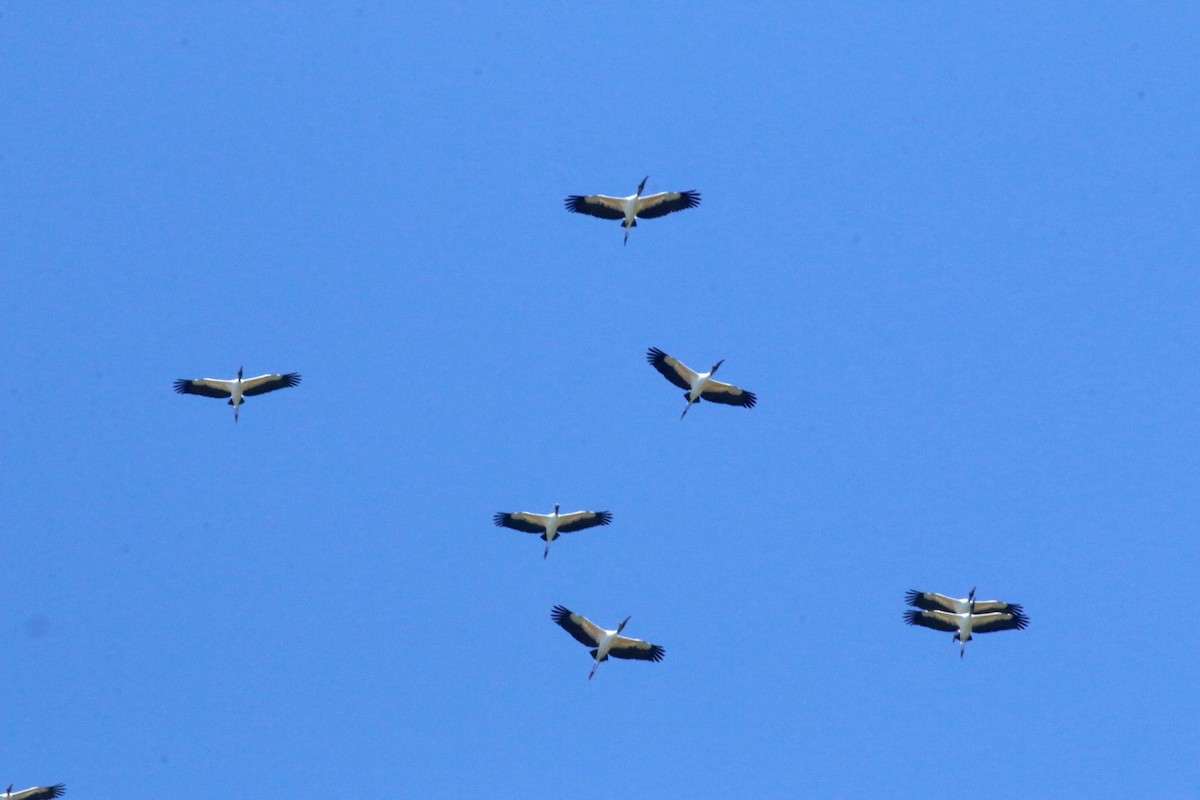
<box><xmin>681</xmin><ymin>391</ymin><xmax>697</xmax><ymax>419</ymax></box>
<box><xmin>589</xmin><ymin>660</ymin><xmax>600</xmax><ymax>680</ymax></box>
<box><xmin>623</xmin><ymin>175</ymin><xmax>648</xmax><ymax>247</ymax></box>
<box><xmin>543</xmin><ymin>541</ymin><xmax>550</xmax><ymax>560</ymax></box>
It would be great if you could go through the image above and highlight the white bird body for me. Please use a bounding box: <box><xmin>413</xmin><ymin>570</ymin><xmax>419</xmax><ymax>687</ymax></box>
<box><xmin>174</xmin><ymin>365</ymin><xmax>301</xmax><ymax>422</ymax></box>
<box><xmin>591</xmin><ymin>628</ymin><xmax>623</xmax><ymax>675</ymax></box>
<box><xmin>551</xmin><ymin>605</ymin><xmax>664</xmax><ymax>680</ymax></box>
<box><xmin>5</xmin><ymin>785</ymin><xmax>65</xmax><ymax>800</ymax></box>
<box><xmin>494</xmin><ymin>504</ymin><xmax>612</xmax><ymax>559</ymax></box>
<box><xmin>646</xmin><ymin>347</ymin><xmax>757</xmax><ymax>419</ymax></box>
<box><xmin>906</xmin><ymin>588</ymin><xmax>1024</xmax><ymax>617</ymax></box>
<box><xmin>565</xmin><ymin>176</ymin><xmax>701</xmax><ymax>245</ymax></box>
<box><xmin>905</xmin><ymin>588</ymin><xmax>1028</xmax><ymax>658</ymax></box>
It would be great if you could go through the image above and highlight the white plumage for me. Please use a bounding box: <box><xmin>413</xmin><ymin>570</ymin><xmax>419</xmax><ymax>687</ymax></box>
<box><xmin>565</xmin><ymin>176</ymin><xmax>700</xmax><ymax>245</ymax></box>
<box><xmin>905</xmin><ymin>588</ymin><xmax>1029</xmax><ymax>658</ymax></box>
<box><xmin>905</xmin><ymin>588</ymin><xmax>1025</xmax><ymax>617</ymax></box>
<box><xmin>551</xmin><ymin>605</ymin><xmax>665</xmax><ymax>680</ymax></box>
<box><xmin>646</xmin><ymin>347</ymin><xmax>757</xmax><ymax>419</ymax></box>
<box><xmin>5</xmin><ymin>785</ymin><xmax>65</xmax><ymax>800</ymax></box>
<box><xmin>494</xmin><ymin>503</ymin><xmax>612</xmax><ymax>559</ymax></box>
<box><xmin>174</xmin><ymin>365</ymin><xmax>301</xmax><ymax>422</ymax></box>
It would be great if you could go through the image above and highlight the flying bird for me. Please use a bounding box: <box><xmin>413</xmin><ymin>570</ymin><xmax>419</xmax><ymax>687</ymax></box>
<box><xmin>646</xmin><ymin>347</ymin><xmax>757</xmax><ymax>419</ymax></box>
<box><xmin>565</xmin><ymin>176</ymin><xmax>700</xmax><ymax>245</ymax></box>
<box><xmin>906</xmin><ymin>587</ymin><xmax>1025</xmax><ymax>617</ymax></box>
<box><xmin>5</xmin><ymin>785</ymin><xmax>66</xmax><ymax>800</ymax></box>
<box><xmin>551</xmin><ymin>605</ymin><xmax>664</xmax><ymax>680</ymax></box>
<box><xmin>173</xmin><ymin>366</ymin><xmax>301</xmax><ymax>422</ymax></box>
<box><xmin>494</xmin><ymin>504</ymin><xmax>612</xmax><ymax>559</ymax></box>
<box><xmin>904</xmin><ymin>588</ymin><xmax>1028</xmax><ymax>658</ymax></box>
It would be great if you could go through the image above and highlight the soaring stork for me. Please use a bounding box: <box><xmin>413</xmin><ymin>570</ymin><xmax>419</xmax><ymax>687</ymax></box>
<box><xmin>5</xmin><ymin>785</ymin><xmax>65</xmax><ymax>800</ymax></box>
<box><xmin>906</xmin><ymin>588</ymin><xmax>1025</xmax><ymax>618</ymax></box>
<box><xmin>551</xmin><ymin>605</ymin><xmax>664</xmax><ymax>680</ymax></box>
<box><xmin>904</xmin><ymin>588</ymin><xmax>1028</xmax><ymax>658</ymax></box>
<box><xmin>173</xmin><ymin>366</ymin><xmax>301</xmax><ymax>422</ymax></box>
<box><xmin>646</xmin><ymin>347</ymin><xmax>757</xmax><ymax>419</ymax></box>
<box><xmin>565</xmin><ymin>176</ymin><xmax>700</xmax><ymax>245</ymax></box>
<box><xmin>493</xmin><ymin>504</ymin><xmax>612</xmax><ymax>559</ymax></box>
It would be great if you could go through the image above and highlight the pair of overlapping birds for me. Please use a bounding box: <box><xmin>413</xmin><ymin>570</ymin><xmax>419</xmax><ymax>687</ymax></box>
<box><xmin>171</xmin><ymin>178</ymin><xmax>1028</xmax><ymax>680</ymax></box>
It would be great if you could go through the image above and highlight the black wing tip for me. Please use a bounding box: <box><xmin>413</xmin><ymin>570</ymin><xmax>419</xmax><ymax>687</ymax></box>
<box><xmin>172</xmin><ymin>379</ymin><xmax>190</xmax><ymax>393</ymax></box>
<box><xmin>493</xmin><ymin>512</ymin><xmax>510</xmax><ymax>527</ymax></box>
<box><xmin>975</xmin><ymin>613</ymin><xmax>1030</xmax><ymax>634</ymax></box>
<box><xmin>904</xmin><ymin>589</ymin><xmax>924</xmax><ymax>605</ymax></box>
<box><xmin>564</xmin><ymin>195</ymin><xmax>584</xmax><ymax>211</ymax></box>
<box><xmin>596</xmin><ymin>511</ymin><xmax>613</xmax><ymax>525</ymax></box>
<box><xmin>699</xmin><ymin>387</ymin><xmax>757</xmax><ymax>408</ymax></box>
<box><xmin>903</xmin><ymin>609</ymin><xmax>924</xmax><ymax>626</ymax></box>
<box><xmin>680</xmin><ymin>189</ymin><xmax>701</xmax><ymax>207</ymax></box>
<box><xmin>51</xmin><ymin>787</ymin><xmax>66</xmax><ymax>799</ymax></box>
<box><xmin>282</xmin><ymin>372</ymin><xmax>302</xmax><ymax>387</ymax></box>
<box><xmin>650</xmin><ymin>645</ymin><xmax>666</xmax><ymax>662</ymax></box>
<box><xmin>551</xmin><ymin>604</ymin><xmax>571</xmax><ymax>622</ymax></box>
<box><xmin>646</xmin><ymin>346</ymin><xmax>667</xmax><ymax>363</ymax></box>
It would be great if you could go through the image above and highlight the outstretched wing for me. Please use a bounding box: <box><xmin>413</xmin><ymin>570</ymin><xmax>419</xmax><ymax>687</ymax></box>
<box><xmin>699</xmin><ymin>379</ymin><xmax>756</xmax><ymax>408</ymax></box>
<box><xmin>173</xmin><ymin>378</ymin><xmax>234</xmax><ymax>398</ymax></box>
<box><xmin>905</xmin><ymin>590</ymin><xmax>1023</xmax><ymax>616</ymax></box>
<box><xmin>555</xmin><ymin>510</ymin><xmax>612</xmax><ymax>533</ymax></box>
<box><xmin>634</xmin><ymin>190</ymin><xmax>700</xmax><ymax>219</ymax></box>
<box><xmin>971</xmin><ymin>612</ymin><xmax>1029</xmax><ymax>634</ymax></box>
<box><xmin>9</xmin><ymin>786</ymin><xmax>66</xmax><ymax>800</ymax></box>
<box><xmin>904</xmin><ymin>609</ymin><xmax>961</xmax><ymax>632</ymax></box>
<box><xmin>551</xmin><ymin>605</ymin><xmax>604</xmax><ymax>647</ymax></box>
<box><xmin>564</xmin><ymin>194</ymin><xmax>627</xmax><ymax>220</ymax></box>
<box><xmin>241</xmin><ymin>372</ymin><xmax>302</xmax><ymax>396</ymax></box>
<box><xmin>494</xmin><ymin>512</ymin><xmax>550</xmax><ymax>534</ymax></box>
<box><xmin>646</xmin><ymin>347</ymin><xmax>695</xmax><ymax>391</ymax></box>
<box><xmin>608</xmin><ymin>636</ymin><xmax>665</xmax><ymax>662</ymax></box>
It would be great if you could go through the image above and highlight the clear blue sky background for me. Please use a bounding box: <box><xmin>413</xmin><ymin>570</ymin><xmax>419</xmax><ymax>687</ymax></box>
<box><xmin>3</xmin><ymin>4</ymin><xmax>1198</xmax><ymax>798</ymax></box>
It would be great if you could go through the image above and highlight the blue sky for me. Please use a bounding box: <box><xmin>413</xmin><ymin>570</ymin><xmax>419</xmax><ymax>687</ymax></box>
<box><xmin>3</xmin><ymin>4</ymin><xmax>1198</xmax><ymax>798</ymax></box>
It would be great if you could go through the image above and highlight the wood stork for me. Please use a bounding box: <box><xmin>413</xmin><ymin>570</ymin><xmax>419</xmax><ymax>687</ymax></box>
<box><xmin>565</xmin><ymin>176</ymin><xmax>700</xmax><ymax>245</ymax></box>
<box><xmin>493</xmin><ymin>504</ymin><xmax>612</xmax><ymax>559</ymax></box>
<box><xmin>551</xmin><ymin>605</ymin><xmax>664</xmax><ymax>680</ymax></box>
<box><xmin>906</xmin><ymin>587</ymin><xmax>1025</xmax><ymax>618</ymax></box>
<box><xmin>173</xmin><ymin>366</ymin><xmax>301</xmax><ymax>422</ymax></box>
<box><xmin>5</xmin><ymin>785</ymin><xmax>65</xmax><ymax>800</ymax></box>
<box><xmin>904</xmin><ymin>588</ymin><xmax>1029</xmax><ymax>658</ymax></box>
<box><xmin>646</xmin><ymin>347</ymin><xmax>757</xmax><ymax>419</ymax></box>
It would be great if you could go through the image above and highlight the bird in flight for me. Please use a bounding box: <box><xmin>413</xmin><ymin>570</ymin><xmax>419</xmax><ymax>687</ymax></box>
<box><xmin>174</xmin><ymin>366</ymin><xmax>301</xmax><ymax>422</ymax></box>
<box><xmin>904</xmin><ymin>587</ymin><xmax>1029</xmax><ymax>658</ymax></box>
<box><xmin>565</xmin><ymin>176</ymin><xmax>700</xmax><ymax>245</ymax></box>
<box><xmin>493</xmin><ymin>504</ymin><xmax>612</xmax><ymax>559</ymax></box>
<box><xmin>5</xmin><ymin>785</ymin><xmax>66</xmax><ymax>800</ymax></box>
<box><xmin>646</xmin><ymin>347</ymin><xmax>756</xmax><ymax>419</ymax></box>
<box><xmin>551</xmin><ymin>605</ymin><xmax>664</xmax><ymax>680</ymax></box>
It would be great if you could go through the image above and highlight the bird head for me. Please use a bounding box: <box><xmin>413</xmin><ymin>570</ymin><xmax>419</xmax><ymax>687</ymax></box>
<box><xmin>710</xmin><ymin>358</ymin><xmax>725</xmax><ymax>374</ymax></box>
<box><xmin>553</xmin><ymin>503</ymin><xmax>560</xmax><ymax>514</ymax></box>
<box><xmin>617</xmin><ymin>615</ymin><xmax>631</xmax><ymax>633</ymax></box>
<box><xmin>636</xmin><ymin>176</ymin><xmax>648</xmax><ymax>195</ymax></box>
<box><xmin>237</xmin><ymin>365</ymin><xmax>244</xmax><ymax>380</ymax></box>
